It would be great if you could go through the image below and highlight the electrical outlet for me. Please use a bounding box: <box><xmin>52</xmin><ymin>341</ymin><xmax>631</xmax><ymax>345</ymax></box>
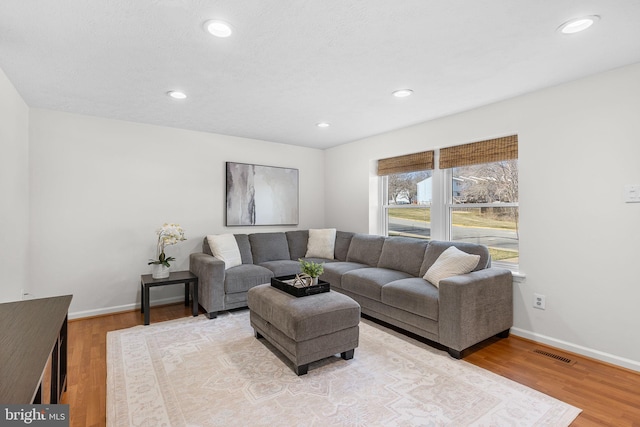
<box><xmin>533</xmin><ymin>293</ymin><xmax>546</xmax><ymax>310</ymax></box>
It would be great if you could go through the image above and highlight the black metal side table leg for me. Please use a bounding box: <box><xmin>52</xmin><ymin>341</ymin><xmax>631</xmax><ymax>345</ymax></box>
<box><xmin>143</xmin><ymin>284</ymin><xmax>150</xmax><ymax>325</ymax></box>
<box><xmin>140</xmin><ymin>282</ymin><xmax>144</xmax><ymax>314</ymax></box>
<box><xmin>192</xmin><ymin>281</ymin><xmax>198</xmax><ymax>317</ymax></box>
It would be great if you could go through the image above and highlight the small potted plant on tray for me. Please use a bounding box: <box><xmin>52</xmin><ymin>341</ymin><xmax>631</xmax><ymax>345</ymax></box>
<box><xmin>297</xmin><ymin>258</ymin><xmax>324</xmax><ymax>286</ymax></box>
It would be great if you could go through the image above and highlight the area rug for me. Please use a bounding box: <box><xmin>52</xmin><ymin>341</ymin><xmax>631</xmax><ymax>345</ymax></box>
<box><xmin>107</xmin><ymin>311</ymin><xmax>581</xmax><ymax>426</ymax></box>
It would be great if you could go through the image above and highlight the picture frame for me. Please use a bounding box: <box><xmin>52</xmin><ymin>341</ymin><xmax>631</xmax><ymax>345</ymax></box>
<box><xmin>225</xmin><ymin>162</ymin><xmax>299</xmax><ymax>226</ymax></box>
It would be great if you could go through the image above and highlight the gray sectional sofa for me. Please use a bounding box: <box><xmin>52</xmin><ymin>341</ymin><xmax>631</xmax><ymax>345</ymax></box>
<box><xmin>189</xmin><ymin>230</ymin><xmax>513</xmax><ymax>358</ymax></box>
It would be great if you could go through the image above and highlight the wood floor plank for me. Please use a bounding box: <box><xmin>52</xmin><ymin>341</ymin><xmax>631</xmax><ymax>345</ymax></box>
<box><xmin>61</xmin><ymin>303</ymin><xmax>640</xmax><ymax>426</ymax></box>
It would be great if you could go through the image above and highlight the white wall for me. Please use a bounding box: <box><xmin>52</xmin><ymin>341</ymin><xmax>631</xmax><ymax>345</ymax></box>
<box><xmin>28</xmin><ymin>109</ymin><xmax>325</xmax><ymax>317</ymax></box>
<box><xmin>0</xmin><ymin>68</ymin><xmax>29</xmax><ymax>303</ymax></box>
<box><xmin>325</xmin><ymin>63</ymin><xmax>640</xmax><ymax>371</ymax></box>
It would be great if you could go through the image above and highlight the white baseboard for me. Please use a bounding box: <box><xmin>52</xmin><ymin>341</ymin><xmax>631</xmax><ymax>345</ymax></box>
<box><xmin>68</xmin><ymin>296</ymin><xmax>185</xmax><ymax>320</ymax></box>
<box><xmin>511</xmin><ymin>327</ymin><xmax>640</xmax><ymax>373</ymax></box>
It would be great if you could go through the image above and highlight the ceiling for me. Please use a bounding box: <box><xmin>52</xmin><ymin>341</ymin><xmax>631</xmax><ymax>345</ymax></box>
<box><xmin>1</xmin><ymin>1</ymin><xmax>639</xmax><ymax>149</ymax></box>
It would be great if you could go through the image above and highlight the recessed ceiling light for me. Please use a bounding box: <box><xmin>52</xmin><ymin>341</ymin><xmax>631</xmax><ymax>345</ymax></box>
<box><xmin>392</xmin><ymin>89</ymin><xmax>413</xmax><ymax>98</ymax></box>
<box><xmin>167</xmin><ymin>91</ymin><xmax>187</xmax><ymax>99</ymax></box>
<box><xmin>204</xmin><ymin>20</ymin><xmax>233</xmax><ymax>38</ymax></box>
<box><xmin>316</xmin><ymin>122</ymin><xmax>330</xmax><ymax>128</ymax></box>
<box><xmin>558</xmin><ymin>15</ymin><xmax>600</xmax><ymax>34</ymax></box>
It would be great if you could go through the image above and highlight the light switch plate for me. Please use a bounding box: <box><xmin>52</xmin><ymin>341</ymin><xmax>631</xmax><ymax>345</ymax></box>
<box><xmin>623</xmin><ymin>185</ymin><xmax>640</xmax><ymax>203</ymax></box>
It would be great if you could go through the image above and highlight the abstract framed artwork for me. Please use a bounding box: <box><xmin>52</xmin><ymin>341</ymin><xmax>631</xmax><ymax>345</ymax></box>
<box><xmin>226</xmin><ymin>162</ymin><xmax>299</xmax><ymax>226</ymax></box>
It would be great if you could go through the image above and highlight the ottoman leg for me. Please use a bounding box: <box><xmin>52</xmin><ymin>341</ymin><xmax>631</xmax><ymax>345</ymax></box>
<box><xmin>341</xmin><ymin>349</ymin><xmax>355</xmax><ymax>360</ymax></box>
<box><xmin>295</xmin><ymin>364</ymin><xmax>309</xmax><ymax>376</ymax></box>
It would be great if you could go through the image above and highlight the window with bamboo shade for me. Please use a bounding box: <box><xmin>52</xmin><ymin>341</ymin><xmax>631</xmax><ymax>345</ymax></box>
<box><xmin>379</xmin><ymin>135</ymin><xmax>519</xmax><ymax>267</ymax></box>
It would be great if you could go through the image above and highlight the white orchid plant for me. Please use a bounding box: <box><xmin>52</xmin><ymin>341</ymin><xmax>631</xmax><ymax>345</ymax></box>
<box><xmin>148</xmin><ymin>223</ymin><xmax>187</xmax><ymax>267</ymax></box>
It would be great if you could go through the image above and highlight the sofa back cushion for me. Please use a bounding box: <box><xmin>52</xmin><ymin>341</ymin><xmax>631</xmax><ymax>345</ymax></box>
<box><xmin>377</xmin><ymin>237</ymin><xmax>429</xmax><ymax>277</ymax></box>
<box><xmin>334</xmin><ymin>231</ymin><xmax>354</xmax><ymax>261</ymax></box>
<box><xmin>419</xmin><ymin>240</ymin><xmax>490</xmax><ymax>277</ymax></box>
<box><xmin>235</xmin><ymin>234</ymin><xmax>253</xmax><ymax>264</ymax></box>
<box><xmin>346</xmin><ymin>234</ymin><xmax>386</xmax><ymax>267</ymax></box>
<box><xmin>249</xmin><ymin>232</ymin><xmax>290</xmax><ymax>264</ymax></box>
<box><xmin>285</xmin><ymin>230</ymin><xmax>309</xmax><ymax>260</ymax></box>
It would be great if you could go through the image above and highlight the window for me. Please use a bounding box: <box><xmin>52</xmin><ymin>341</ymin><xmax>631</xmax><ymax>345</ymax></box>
<box><xmin>378</xmin><ymin>151</ymin><xmax>434</xmax><ymax>240</ymax></box>
<box><xmin>448</xmin><ymin>160</ymin><xmax>519</xmax><ymax>265</ymax></box>
<box><xmin>383</xmin><ymin>170</ymin><xmax>432</xmax><ymax>239</ymax></box>
<box><xmin>379</xmin><ymin>135</ymin><xmax>519</xmax><ymax>269</ymax></box>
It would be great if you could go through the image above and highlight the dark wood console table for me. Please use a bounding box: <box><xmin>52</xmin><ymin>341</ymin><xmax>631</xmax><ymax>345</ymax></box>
<box><xmin>0</xmin><ymin>294</ymin><xmax>72</xmax><ymax>404</ymax></box>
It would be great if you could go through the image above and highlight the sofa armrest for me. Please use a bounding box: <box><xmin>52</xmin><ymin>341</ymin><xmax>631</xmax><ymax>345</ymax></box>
<box><xmin>438</xmin><ymin>268</ymin><xmax>513</xmax><ymax>353</ymax></box>
<box><xmin>189</xmin><ymin>252</ymin><xmax>226</xmax><ymax>317</ymax></box>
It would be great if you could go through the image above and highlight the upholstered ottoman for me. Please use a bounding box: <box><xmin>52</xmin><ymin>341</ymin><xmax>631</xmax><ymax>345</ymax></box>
<box><xmin>247</xmin><ymin>284</ymin><xmax>360</xmax><ymax>375</ymax></box>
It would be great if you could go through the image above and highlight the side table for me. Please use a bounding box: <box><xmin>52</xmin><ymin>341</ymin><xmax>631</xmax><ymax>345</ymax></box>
<box><xmin>140</xmin><ymin>270</ymin><xmax>199</xmax><ymax>325</ymax></box>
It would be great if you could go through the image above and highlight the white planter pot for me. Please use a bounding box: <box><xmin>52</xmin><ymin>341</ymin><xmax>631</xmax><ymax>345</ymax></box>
<box><xmin>151</xmin><ymin>264</ymin><xmax>170</xmax><ymax>279</ymax></box>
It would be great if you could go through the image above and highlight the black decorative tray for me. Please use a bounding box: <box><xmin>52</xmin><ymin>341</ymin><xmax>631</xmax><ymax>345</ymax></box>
<box><xmin>271</xmin><ymin>274</ymin><xmax>330</xmax><ymax>297</ymax></box>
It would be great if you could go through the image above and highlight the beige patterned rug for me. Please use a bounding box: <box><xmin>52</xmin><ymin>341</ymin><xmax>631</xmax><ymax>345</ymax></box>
<box><xmin>107</xmin><ymin>310</ymin><xmax>581</xmax><ymax>426</ymax></box>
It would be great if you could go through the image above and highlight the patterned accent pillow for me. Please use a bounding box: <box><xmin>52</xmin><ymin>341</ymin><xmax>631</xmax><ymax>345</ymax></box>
<box><xmin>423</xmin><ymin>246</ymin><xmax>480</xmax><ymax>288</ymax></box>
<box><xmin>207</xmin><ymin>234</ymin><xmax>242</xmax><ymax>269</ymax></box>
<box><xmin>305</xmin><ymin>228</ymin><xmax>336</xmax><ymax>259</ymax></box>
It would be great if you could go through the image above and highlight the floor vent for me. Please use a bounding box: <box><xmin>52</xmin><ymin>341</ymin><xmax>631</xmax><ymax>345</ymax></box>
<box><xmin>532</xmin><ymin>349</ymin><xmax>576</xmax><ymax>365</ymax></box>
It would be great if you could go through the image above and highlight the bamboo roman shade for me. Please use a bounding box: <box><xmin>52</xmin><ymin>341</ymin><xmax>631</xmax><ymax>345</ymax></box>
<box><xmin>439</xmin><ymin>135</ymin><xmax>518</xmax><ymax>169</ymax></box>
<box><xmin>377</xmin><ymin>151</ymin><xmax>434</xmax><ymax>176</ymax></box>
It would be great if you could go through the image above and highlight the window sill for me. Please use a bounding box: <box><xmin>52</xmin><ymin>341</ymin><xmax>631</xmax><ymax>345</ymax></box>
<box><xmin>492</xmin><ymin>262</ymin><xmax>526</xmax><ymax>283</ymax></box>
<box><xmin>511</xmin><ymin>271</ymin><xmax>526</xmax><ymax>283</ymax></box>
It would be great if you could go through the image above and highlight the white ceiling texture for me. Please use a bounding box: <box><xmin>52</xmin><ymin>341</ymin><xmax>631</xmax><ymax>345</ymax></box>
<box><xmin>1</xmin><ymin>1</ymin><xmax>639</xmax><ymax>149</ymax></box>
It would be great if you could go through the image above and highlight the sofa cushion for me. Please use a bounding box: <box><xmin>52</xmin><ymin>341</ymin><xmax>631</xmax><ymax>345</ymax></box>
<box><xmin>235</xmin><ymin>234</ymin><xmax>253</xmax><ymax>264</ymax></box>
<box><xmin>249</xmin><ymin>232</ymin><xmax>290</xmax><ymax>264</ymax></box>
<box><xmin>306</xmin><ymin>228</ymin><xmax>336</xmax><ymax>259</ymax></box>
<box><xmin>346</xmin><ymin>234</ymin><xmax>386</xmax><ymax>267</ymax></box>
<box><xmin>286</xmin><ymin>230</ymin><xmax>309</xmax><ymax>260</ymax></box>
<box><xmin>419</xmin><ymin>241</ymin><xmax>490</xmax><ymax>277</ymax></box>
<box><xmin>342</xmin><ymin>268</ymin><xmax>412</xmax><ymax>301</ymax></box>
<box><xmin>320</xmin><ymin>261</ymin><xmax>369</xmax><ymax>289</ymax></box>
<box><xmin>259</xmin><ymin>260</ymin><xmax>301</xmax><ymax>277</ymax></box>
<box><xmin>423</xmin><ymin>246</ymin><xmax>480</xmax><ymax>288</ymax></box>
<box><xmin>377</xmin><ymin>237</ymin><xmax>429</xmax><ymax>277</ymax></box>
<box><xmin>382</xmin><ymin>278</ymin><xmax>439</xmax><ymax>321</ymax></box>
<box><xmin>224</xmin><ymin>264</ymin><xmax>274</xmax><ymax>294</ymax></box>
<box><xmin>335</xmin><ymin>231</ymin><xmax>355</xmax><ymax>261</ymax></box>
<box><xmin>206</xmin><ymin>234</ymin><xmax>242</xmax><ymax>269</ymax></box>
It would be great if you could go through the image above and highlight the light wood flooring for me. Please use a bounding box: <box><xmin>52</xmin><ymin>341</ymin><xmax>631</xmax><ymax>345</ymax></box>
<box><xmin>62</xmin><ymin>303</ymin><xmax>640</xmax><ymax>426</ymax></box>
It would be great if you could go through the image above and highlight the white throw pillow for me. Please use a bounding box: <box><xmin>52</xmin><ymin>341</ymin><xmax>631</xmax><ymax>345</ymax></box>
<box><xmin>305</xmin><ymin>228</ymin><xmax>337</xmax><ymax>259</ymax></box>
<box><xmin>206</xmin><ymin>234</ymin><xmax>242</xmax><ymax>270</ymax></box>
<box><xmin>423</xmin><ymin>246</ymin><xmax>480</xmax><ymax>288</ymax></box>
